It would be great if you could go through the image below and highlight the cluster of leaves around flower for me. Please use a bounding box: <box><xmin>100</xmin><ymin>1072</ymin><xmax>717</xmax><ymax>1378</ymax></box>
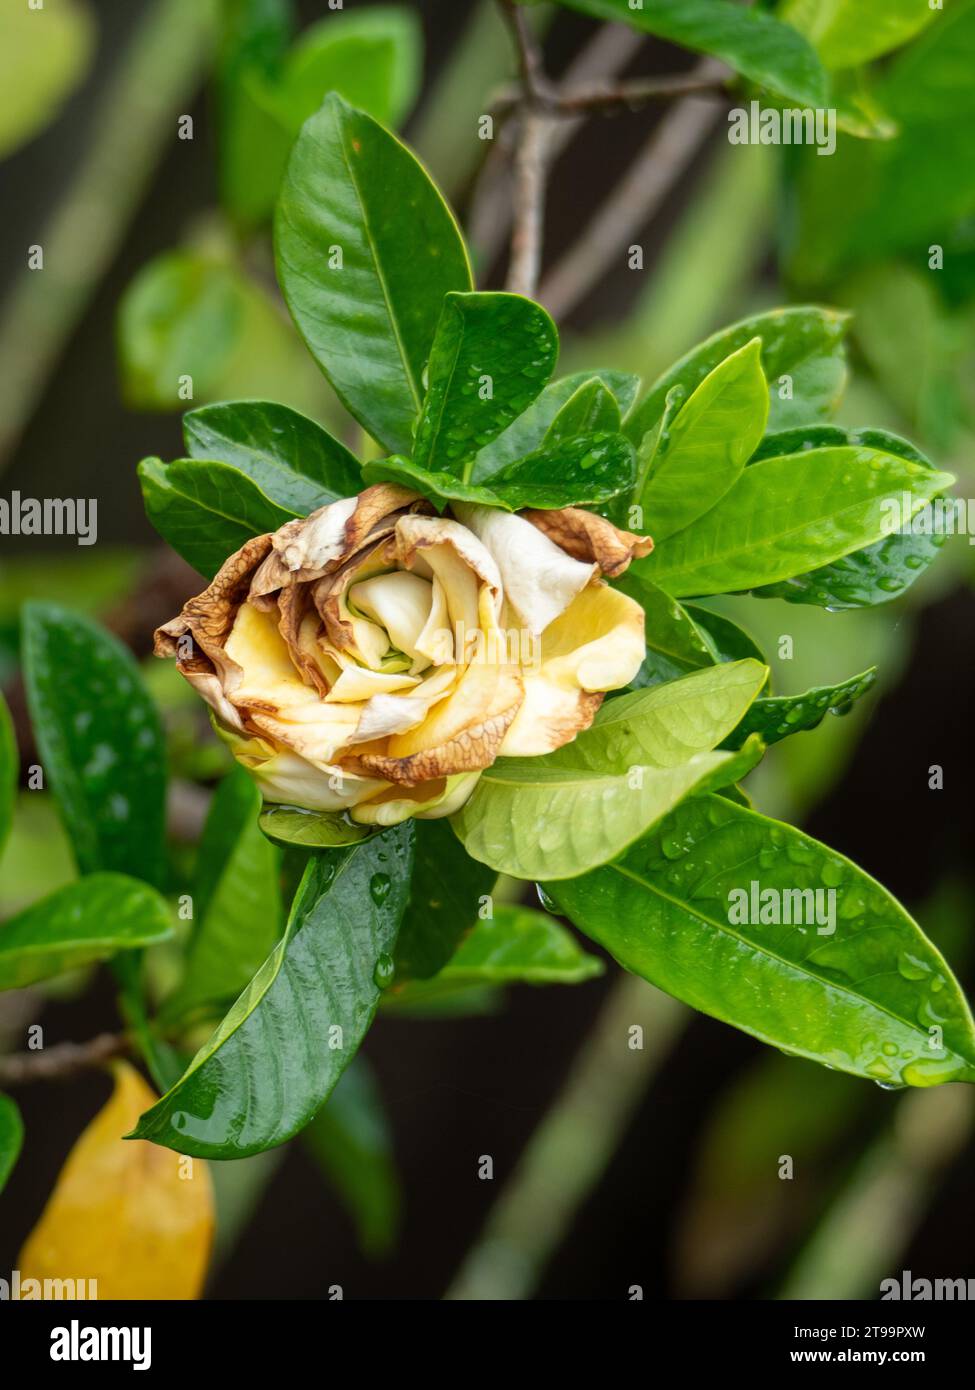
<box><xmin>1</xmin><ymin>93</ymin><xmax>973</xmax><ymax>1189</ymax></box>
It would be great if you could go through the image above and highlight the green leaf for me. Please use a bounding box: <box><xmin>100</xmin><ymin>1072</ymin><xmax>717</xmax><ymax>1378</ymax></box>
<box><xmin>220</xmin><ymin>6</ymin><xmax>423</xmax><ymax>225</ymax></box>
<box><xmin>549</xmin><ymin>796</ymin><xmax>975</xmax><ymax>1087</ymax></box>
<box><xmin>21</xmin><ymin>603</ymin><xmax>167</xmax><ymax>887</ymax></box>
<box><xmin>138</xmin><ymin>457</ymin><xmax>296</xmax><ymax>579</ymax></box>
<box><xmin>0</xmin><ymin>691</ymin><xmax>16</xmax><ymax>860</ymax></box>
<box><xmin>118</xmin><ymin>253</ymin><xmax>246</xmax><ymax>410</ymax></box>
<box><xmin>183</xmin><ymin>400</ymin><xmax>361</xmax><ymax>511</ymax></box>
<box><xmin>544</xmin><ymin>377</ymin><xmax>622</xmax><ymax>442</ymax></box>
<box><xmin>555</xmin><ymin>0</ymin><xmax>827</xmax><ymax>107</ymax></box>
<box><xmin>452</xmin><ymin>661</ymin><xmax>768</xmax><ymax>881</ymax></box>
<box><xmin>258</xmin><ymin>804</ymin><xmax>375</xmax><ymax>849</ymax></box>
<box><xmin>162</xmin><ymin>770</ymin><xmax>283</xmax><ymax>1024</ymax></box>
<box><xmin>0</xmin><ymin>0</ymin><xmax>94</xmax><ymax>160</ymax></box>
<box><xmin>275</xmin><ymin>93</ymin><xmax>472</xmax><ymax>454</ymax></box>
<box><xmin>722</xmin><ymin>668</ymin><xmax>877</xmax><ymax>749</ymax></box>
<box><xmin>364</xmin><ymin>432</ymin><xmax>636</xmax><ymax>512</ymax></box>
<box><xmin>748</xmin><ymin>430</ymin><xmax>949</xmax><ymax>609</ymax></box>
<box><xmin>626</xmin><ymin>307</ymin><xmax>850</xmax><ymax>448</ymax></box>
<box><xmin>781</xmin><ymin>0</ymin><xmax>937</xmax><ymax>70</ymax></box>
<box><xmin>638</xmin><ymin>339</ymin><xmax>769</xmax><ymax>541</ymax></box>
<box><xmin>130</xmin><ymin>825</ymin><xmax>414</xmax><ymax>1158</ymax></box>
<box><xmin>413</xmin><ymin>292</ymin><xmax>558</xmax><ymax>477</ymax></box>
<box><xmin>301</xmin><ymin>1056</ymin><xmax>401</xmax><ymax>1257</ymax></box>
<box><xmin>216</xmin><ymin>0</ymin><xmax>293</xmax><ymax>226</ymax></box>
<box><xmin>611</xmin><ymin>573</ymin><xmax>715</xmax><ymax>689</ymax></box>
<box><xmin>394</xmin><ymin>818</ymin><xmax>496</xmax><ymax>981</ymax></box>
<box><xmin>686</xmin><ymin>606</ymin><xmax>769</xmax><ymax>675</ymax></box>
<box><xmin>117</xmin><ymin>250</ymin><xmax>329</xmax><ymax>415</ymax></box>
<box><xmin>471</xmin><ymin>369</ymin><xmax>640</xmax><ymax>479</ymax></box>
<box><xmin>791</xmin><ymin>4</ymin><xmax>975</xmax><ymax>283</ymax></box>
<box><xmin>0</xmin><ymin>874</ymin><xmax>173</xmax><ymax>990</ymax></box>
<box><xmin>0</xmin><ymin>1093</ymin><xmax>24</xmax><ymax>1195</ymax></box>
<box><xmin>483</xmin><ymin>432</ymin><xmax>636</xmax><ymax>509</ymax></box>
<box><xmin>639</xmin><ymin>447</ymin><xmax>954</xmax><ymax>598</ymax></box>
<box><xmin>412</xmin><ymin>903</ymin><xmax>603</xmax><ymax>987</ymax></box>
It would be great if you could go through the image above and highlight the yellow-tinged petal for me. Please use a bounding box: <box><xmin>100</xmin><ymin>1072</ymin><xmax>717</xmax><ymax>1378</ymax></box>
<box><xmin>18</xmin><ymin>1062</ymin><xmax>213</xmax><ymax>1300</ymax></box>
<box><xmin>225</xmin><ymin>602</ymin><xmax>320</xmax><ymax>711</ymax></box>
<box><xmin>350</xmin><ymin>771</ymin><xmax>481</xmax><ymax>826</ymax></box>
<box><xmin>344</xmin><ymin>664</ymin><xmax>458</xmax><ymax>744</ymax></box>
<box><xmin>500</xmin><ymin>583</ymin><xmax>645</xmax><ymax>757</ymax></box>
<box><xmin>325</xmin><ymin>665</ymin><xmax>421</xmax><ymax>703</ymax></box>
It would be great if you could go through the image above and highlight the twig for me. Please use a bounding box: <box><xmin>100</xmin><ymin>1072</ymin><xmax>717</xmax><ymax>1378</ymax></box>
<box><xmin>469</xmin><ymin>22</ymin><xmax>645</xmax><ymax>273</ymax></box>
<box><xmin>539</xmin><ymin>60</ymin><xmax>729</xmax><ymax>321</ymax></box>
<box><xmin>492</xmin><ymin>69</ymin><xmax>729</xmax><ymax>117</ymax></box>
<box><xmin>444</xmin><ymin>976</ymin><xmax>687</xmax><ymax>1300</ymax></box>
<box><xmin>0</xmin><ymin>1032</ymin><xmax>129</xmax><ymax>1086</ymax></box>
<box><xmin>506</xmin><ymin>111</ymin><xmax>553</xmax><ymax>297</ymax></box>
<box><xmin>0</xmin><ymin>0</ymin><xmax>217</xmax><ymax>470</ymax></box>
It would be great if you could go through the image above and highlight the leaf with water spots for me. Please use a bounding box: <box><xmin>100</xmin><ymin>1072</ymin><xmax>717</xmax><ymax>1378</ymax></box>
<box><xmin>131</xmin><ymin>825</ymin><xmax>414</xmax><ymax>1159</ymax></box>
<box><xmin>21</xmin><ymin>602</ymin><xmax>168</xmax><ymax>887</ymax></box>
<box><xmin>549</xmin><ymin>795</ymin><xmax>975</xmax><ymax>1086</ymax></box>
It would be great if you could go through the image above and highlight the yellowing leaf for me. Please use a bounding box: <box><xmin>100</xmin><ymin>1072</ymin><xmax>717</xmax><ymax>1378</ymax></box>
<box><xmin>18</xmin><ymin>1061</ymin><xmax>213</xmax><ymax>1299</ymax></box>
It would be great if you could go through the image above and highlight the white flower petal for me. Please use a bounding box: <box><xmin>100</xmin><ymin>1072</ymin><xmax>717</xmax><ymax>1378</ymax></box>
<box><xmin>453</xmin><ymin>503</ymin><xmax>595</xmax><ymax>636</ymax></box>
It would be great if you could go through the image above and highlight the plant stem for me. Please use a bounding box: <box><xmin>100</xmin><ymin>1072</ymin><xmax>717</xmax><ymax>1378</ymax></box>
<box><xmin>539</xmin><ymin>58</ymin><xmax>728</xmax><ymax>320</ymax></box>
<box><xmin>444</xmin><ymin>975</ymin><xmax>686</xmax><ymax>1300</ymax></box>
<box><xmin>0</xmin><ymin>0</ymin><xmax>218</xmax><ymax>470</ymax></box>
<box><xmin>0</xmin><ymin>1032</ymin><xmax>129</xmax><ymax>1086</ymax></box>
<box><xmin>506</xmin><ymin>110</ymin><xmax>553</xmax><ymax>297</ymax></box>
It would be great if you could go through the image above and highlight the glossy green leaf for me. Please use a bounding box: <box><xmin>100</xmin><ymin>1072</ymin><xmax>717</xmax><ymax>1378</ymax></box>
<box><xmin>626</xmin><ymin>307</ymin><xmax>850</xmax><ymax>448</ymax></box>
<box><xmin>301</xmin><ymin>1056</ymin><xmax>401</xmax><ymax>1257</ymax></box>
<box><xmin>21</xmin><ymin>603</ymin><xmax>167</xmax><ymax>887</ymax></box>
<box><xmin>452</xmin><ymin>661</ymin><xmax>768</xmax><ymax>881</ymax></box>
<box><xmin>0</xmin><ymin>692</ymin><xmax>16</xmax><ymax>860</ymax></box>
<box><xmin>471</xmin><ymin>369</ymin><xmax>640</xmax><ymax>479</ymax></box>
<box><xmin>413</xmin><ymin>292</ymin><xmax>558</xmax><ymax>477</ymax></box>
<box><xmin>544</xmin><ymin>377</ymin><xmax>621</xmax><ymax>443</ymax></box>
<box><xmin>549</xmin><ymin>796</ymin><xmax>975</xmax><ymax>1086</ymax></box>
<box><xmin>723</xmin><ymin>668</ymin><xmax>877</xmax><ymax>749</ymax></box>
<box><xmin>0</xmin><ymin>874</ymin><xmax>173</xmax><ymax>990</ymax></box>
<box><xmin>556</xmin><ymin>0</ymin><xmax>827</xmax><ymax>107</ymax></box>
<box><xmin>138</xmin><ymin>457</ymin><xmax>296</xmax><ymax>579</ymax></box>
<box><xmin>259</xmin><ymin>804</ymin><xmax>375</xmax><ymax>849</ymax></box>
<box><xmin>611</xmin><ymin>573</ymin><xmax>715</xmax><ymax>690</ymax></box>
<box><xmin>0</xmin><ymin>1093</ymin><xmax>24</xmax><ymax>1195</ymax></box>
<box><xmin>394</xmin><ymin>818</ymin><xmax>496</xmax><ymax>981</ymax></box>
<box><xmin>551</xmin><ymin>660</ymin><xmax>768</xmax><ymax>773</ymax></box>
<box><xmin>365</xmin><ymin>431</ymin><xmax>635</xmax><ymax>512</ymax></box>
<box><xmin>749</xmin><ymin>430</ymin><xmax>948</xmax><ymax>609</ymax></box>
<box><xmin>486</xmin><ymin>432</ymin><xmax>636</xmax><ymax>508</ymax></box>
<box><xmin>162</xmin><ymin>770</ymin><xmax>283</xmax><ymax>1023</ymax></box>
<box><xmin>640</xmin><ymin>447</ymin><xmax>953</xmax><ymax>598</ymax></box>
<box><xmin>638</xmin><ymin>339</ymin><xmax>769</xmax><ymax>541</ymax></box>
<box><xmin>0</xmin><ymin>0</ymin><xmax>94</xmax><ymax>160</ymax></box>
<box><xmin>183</xmin><ymin>400</ymin><xmax>361</xmax><ymax>511</ymax></box>
<box><xmin>781</xmin><ymin>0</ymin><xmax>937</xmax><ymax>69</ymax></box>
<box><xmin>275</xmin><ymin>93</ymin><xmax>472</xmax><ymax>454</ymax></box>
<box><xmin>686</xmin><ymin>606</ymin><xmax>769</xmax><ymax>675</ymax></box>
<box><xmin>131</xmin><ymin>825</ymin><xmax>414</xmax><ymax>1158</ymax></box>
<box><xmin>452</xmin><ymin>738</ymin><xmax>763</xmax><ymax>882</ymax></box>
<box><xmin>418</xmin><ymin>903</ymin><xmax>603</xmax><ymax>986</ymax></box>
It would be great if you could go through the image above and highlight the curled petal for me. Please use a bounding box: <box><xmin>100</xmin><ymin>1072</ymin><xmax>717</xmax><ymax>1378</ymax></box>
<box><xmin>350</xmin><ymin>772</ymin><xmax>481</xmax><ymax>826</ymax></box>
<box><xmin>454</xmin><ymin>503</ymin><xmax>595</xmax><ymax>636</ymax></box>
<box><xmin>500</xmin><ymin>583</ymin><xmax>645</xmax><ymax>757</ymax></box>
<box><xmin>521</xmin><ymin>506</ymin><xmax>653</xmax><ymax>578</ymax></box>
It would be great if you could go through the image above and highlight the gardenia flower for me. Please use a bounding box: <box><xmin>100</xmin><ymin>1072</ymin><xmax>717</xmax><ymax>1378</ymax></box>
<box><xmin>155</xmin><ymin>484</ymin><xmax>652</xmax><ymax>826</ymax></box>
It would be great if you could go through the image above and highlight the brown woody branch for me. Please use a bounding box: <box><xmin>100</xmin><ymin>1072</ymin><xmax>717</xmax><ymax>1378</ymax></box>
<box><xmin>0</xmin><ymin>1032</ymin><xmax>130</xmax><ymax>1086</ymax></box>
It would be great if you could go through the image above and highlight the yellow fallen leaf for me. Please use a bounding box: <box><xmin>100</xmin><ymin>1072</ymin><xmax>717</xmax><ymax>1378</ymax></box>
<box><xmin>18</xmin><ymin>1060</ymin><xmax>213</xmax><ymax>1299</ymax></box>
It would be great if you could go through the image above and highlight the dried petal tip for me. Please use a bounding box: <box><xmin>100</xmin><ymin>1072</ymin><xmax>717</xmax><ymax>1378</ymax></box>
<box><xmin>521</xmin><ymin>507</ymin><xmax>653</xmax><ymax>578</ymax></box>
